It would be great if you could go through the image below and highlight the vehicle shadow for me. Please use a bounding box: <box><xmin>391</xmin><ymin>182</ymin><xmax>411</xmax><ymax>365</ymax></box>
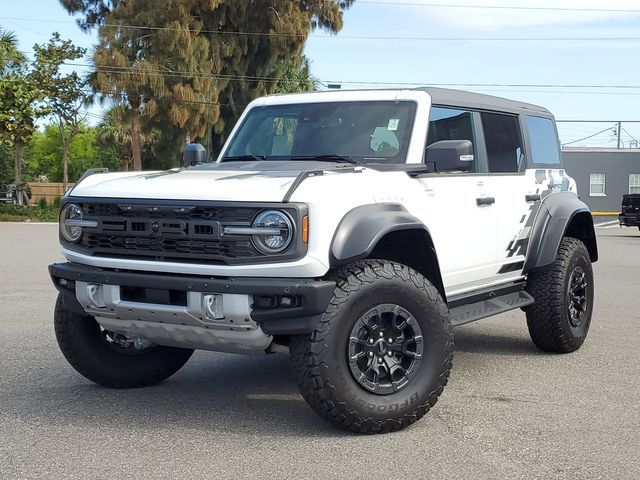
<box><xmin>454</xmin><ymin>327</ymin><xmax>542</xmax><ymax>356</ymax></box>
<box><xmin>18</xmin><ymin>353</ymin><xmax>347</xmax><ymax>438</ymax></box>
<box><xmin>8</xmin><ymin>328</ymin><xmax>542</xmax><ymax>437</ymax></box>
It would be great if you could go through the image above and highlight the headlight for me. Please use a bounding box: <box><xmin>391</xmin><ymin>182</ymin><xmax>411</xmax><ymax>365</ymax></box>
<box><xmin>251</xmin><ymin>210</ymin><xmax>293</xmax><ymax>254</ymax></box>
<box><xmin>59</xmin><ymin>203</ymin><xmax>84</xmax><ymax>242</ymax></box>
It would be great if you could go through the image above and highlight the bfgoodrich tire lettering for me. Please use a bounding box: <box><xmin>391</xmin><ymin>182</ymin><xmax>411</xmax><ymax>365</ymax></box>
<box><xmin>54</xmin><ymin>294</ymin><xmax>193</xmax><ymax>388</ymax></box>
<box><xmin>525</xmin><ymin>237</ymin><xmax>594</xmax><ymax>353</ymax></box>
<box><xmin>290</xmin><ymin>260</ymin><xmax>453</xmax><ymax>434</ymax></box>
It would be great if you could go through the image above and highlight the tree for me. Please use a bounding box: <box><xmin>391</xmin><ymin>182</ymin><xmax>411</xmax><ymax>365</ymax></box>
<box><xmin>97</xmin><ymin>104</ymin><xmax>157</xmax><ymax>171</ymax></box>
<box><xmin>0</xmin><ymin>27</ymin><xmax>45</xmax><ymax>204</ymax></box>
<box><xmin>23</xmin><ymin>123</ymin><xmax>125</xmax><ymax>182</ymax></box>
<box><xmin>90</xmin><ymin>25</ymin><xmax>161</xmax><ymax>171</ymax></box>
<box><xmin>0</xmin><ymin>143</ymin><xmax>13</xmax><ymax>184</ymax></box>
<box><xmin>32</xmin><ymin>33</ymin><xmax>88</xmax><ymax>191</ymax></box>
<box><xmin>60</xmin><ymin>0</ymin><xmax>354</xmax><ymax>158</ymax></box>
<box><xmin>0</xmin><ymin>30</ymin><xmax>25</xmax><ymax>184</ymax></box>
<box><xmin>273</xmin><ymin>56</ymin><xmax>317</xmax><ymax>94</ymax></box>
<box><xmin>0</xmin><ymin>30</ymin><xmax>26</xmax><ymax>74</ymax></box>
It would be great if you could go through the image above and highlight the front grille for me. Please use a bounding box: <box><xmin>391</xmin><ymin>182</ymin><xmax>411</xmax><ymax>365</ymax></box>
<box><xmin>82</xmin><ymin>203</ymin><xmax>255</xmax><ymax>223</ymax></box>
<box><xmin>70</xmin><ymin>201</ymin><xmax>269</xmax><ymax>263</ymax></box>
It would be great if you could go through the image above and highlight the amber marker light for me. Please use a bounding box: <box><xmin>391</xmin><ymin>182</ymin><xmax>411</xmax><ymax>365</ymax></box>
<box><xmin>302</xmin><ymin>215</ymin><xmax>309</xmax><ymax>244</ymax></box>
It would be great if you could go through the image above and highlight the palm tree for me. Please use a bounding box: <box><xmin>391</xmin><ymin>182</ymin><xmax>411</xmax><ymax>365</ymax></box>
<box><xmin>97</xmin><ymin>104</ymin><xmax>155</xmax><ymax>171</ymax></box>
<box><xmin>273</xmin><ymin>56</ymin><xmax>318</xmax><ymax>94</ymax></box>
<box><xmin>0</xmin><ymin>29</ymin><xmax>26</xmax><ymax>75</ymax></box>
<box><xmin>0</xmin><ymin>27</ymin><xmax>33</xmax><ymax>205</ymax></box>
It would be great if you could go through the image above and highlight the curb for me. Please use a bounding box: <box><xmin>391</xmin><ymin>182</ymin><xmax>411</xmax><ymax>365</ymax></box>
<box><xmin>0</xmin><ymin>221</ymin><xmax>57</xmax><ymax>225</ymax></box>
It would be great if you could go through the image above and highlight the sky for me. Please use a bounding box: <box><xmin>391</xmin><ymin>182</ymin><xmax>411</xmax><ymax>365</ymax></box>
<box><xmin>2</xmin><ymin>0</ymin><xmax>640</xmax><ymax>148</ymax></box>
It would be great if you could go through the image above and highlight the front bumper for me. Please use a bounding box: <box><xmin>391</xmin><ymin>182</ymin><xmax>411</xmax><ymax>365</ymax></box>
<box><xmin>49</xmin><ymin>262</ymin><xmax>336</xmax><ymax>337</ymax></box>
<box><xmin>618</xmin><ymin>214</ymin><xmax>640</xmax><ymax>227</ymax></box>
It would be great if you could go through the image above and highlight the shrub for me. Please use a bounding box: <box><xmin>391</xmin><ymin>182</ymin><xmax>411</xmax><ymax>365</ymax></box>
<box><xmin>0</xmin><ymin>203</ymin><xmax>59</xmax><ymax>222</ymax></box>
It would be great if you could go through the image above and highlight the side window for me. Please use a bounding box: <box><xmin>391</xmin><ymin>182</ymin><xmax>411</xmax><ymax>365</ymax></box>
<box><xmin>480</xmin><ymin>112</ymin><xmax>523</xmax><ymax>173</ymax></box>
<box><xmin>629</xmin><ymin>174</ymin><xmax>640</xmax><ymax>194</ymax></box>
<box><xmin>590</xmin><ymin>173</ymin><xmax>606</xmax><ymax>196</ymax></box>
<box><xmin>427</xmin><ymin>107</ymin><xmax>476</xmax><ymax>171</ymax></box>
<box><xmin>526</xmin><ymin>116</ymin><xmax>561</xmax><ymax>165</ymax></box>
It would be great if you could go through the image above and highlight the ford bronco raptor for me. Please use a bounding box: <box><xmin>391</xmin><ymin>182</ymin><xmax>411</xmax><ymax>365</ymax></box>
<box><xmin>49</xmin><ymin>88</ymin><xmax>598</xmax><ymax>434</ymax></box>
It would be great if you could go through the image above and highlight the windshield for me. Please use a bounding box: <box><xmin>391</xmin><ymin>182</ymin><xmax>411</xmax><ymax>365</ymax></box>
<box><xmin>223</xmin><ymin>101</ymin><xmax>417</xmax><ymax>164</ymax></box>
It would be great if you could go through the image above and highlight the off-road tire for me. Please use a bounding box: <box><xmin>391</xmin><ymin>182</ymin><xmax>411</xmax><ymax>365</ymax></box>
<box><xmin>525</xmin><ymin>237</ymin><xmax>594</xmax><ymax>353</ymax></box>
<box><xmin>54</xmin><ymin>294</ymin><xmax>193</xmax><ymax>388</ymax></box>
<box><xmin>290</xmin><ymin>260</ymin><xmax>453</xmax><ymax>434</ymax></box>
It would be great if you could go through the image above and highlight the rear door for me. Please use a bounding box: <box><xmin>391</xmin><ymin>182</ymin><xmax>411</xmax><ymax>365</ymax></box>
<box><xmin>482</xmin><ymin>113</ymin><xmax>570</xmax><ymax>282</ymax></box>
<box><xmin>474</xmin><ymin>111</ymin><xmax>533</xmax><ymax>283</ymax></box>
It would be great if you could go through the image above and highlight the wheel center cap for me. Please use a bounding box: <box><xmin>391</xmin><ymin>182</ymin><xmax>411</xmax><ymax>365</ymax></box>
<box><xmin>375</xmin><ymin>340</ymin><xmax>388</xmax><ymax>355</ymax></box>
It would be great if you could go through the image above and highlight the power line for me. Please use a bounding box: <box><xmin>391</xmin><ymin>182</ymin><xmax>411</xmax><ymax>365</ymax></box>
<box><xmin>356</xmin><ymin>1</ymin><xmax>640</xmax><ymax>14</ymax></box>
<box><xmin>622</xmin><ymin>128</ymin><xmax>640</xmax><ymax>144</ymax></box>
<box><xmin>13</xmin><ymin>58</ymin><xmax>640</xmax><ymax>91</ymax></box>
<box><xmin>557</xmin><ymin>120</ymin><xmax>640</xmax><ymax>123</ymax></box>
<box><xmin>27</xmin><ymin>62</ymin><xmax>640</xmax><ymax>90</ymax></box>
<box><xmin>561</xmin><ymin>125</ymin><xmax>616</xmax><ymax>146</ymax></box>
<box><xmin>7</xmin><ymin>73</ymin><xmax>640</xmax><ymax>97</ymax></box>
<box><xmin>3</xmin><ymin>16</ymin><xmax>640</xmax><ymax>42</ymax></box>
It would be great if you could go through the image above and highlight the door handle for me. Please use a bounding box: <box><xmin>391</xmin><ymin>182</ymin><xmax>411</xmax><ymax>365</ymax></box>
<box><xmin>476</xmin><ymin>196</ymin><xmax>496</xmax><ymax>206</ymax></box>
<box><xmin>525</xmin><ymin>194</ymin><xmax>541</xmax><ymax>202</ymax></box>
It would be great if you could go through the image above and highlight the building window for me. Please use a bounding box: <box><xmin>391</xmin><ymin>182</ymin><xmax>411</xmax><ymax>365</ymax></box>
<box><xmin>589</xmin><ymin>173</ymin><xmax>606</xmax><ymax>196</ymax></box>
<box><xmin>630</xmin><ymin>174</ymin><xmax>640</xmax><ymax>194</ymax></box>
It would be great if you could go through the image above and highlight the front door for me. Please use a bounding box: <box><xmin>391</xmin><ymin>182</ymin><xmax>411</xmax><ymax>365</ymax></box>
<box><xmin>417</xmin><ymin>107</ymin><xmax>499</xmax><ymax>296</ymax></box>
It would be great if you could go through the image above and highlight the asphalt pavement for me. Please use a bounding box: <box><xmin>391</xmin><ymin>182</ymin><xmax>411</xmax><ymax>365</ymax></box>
<box><xmin>1</xmin><ymin>222</ymin><xmax>638</xmax><ymax>479</ymax></box>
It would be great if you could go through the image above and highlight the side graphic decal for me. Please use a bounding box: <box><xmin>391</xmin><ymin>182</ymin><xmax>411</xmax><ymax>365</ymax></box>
<box><xmin>499</xmin><ymin>169</ymin><xmax>571</xmax><ymax>272</ymax></box>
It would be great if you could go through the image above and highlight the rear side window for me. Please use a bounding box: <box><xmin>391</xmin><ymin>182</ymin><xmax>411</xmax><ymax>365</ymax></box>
<box><xmin>480</xmin><ymin>112</ymin><xmax>523</xmax><ymax>173</ymax></box>
<box><xmin>527</xmin><ymin>116</ymin><xmax>561</xmax><ymax>165</ymax></box>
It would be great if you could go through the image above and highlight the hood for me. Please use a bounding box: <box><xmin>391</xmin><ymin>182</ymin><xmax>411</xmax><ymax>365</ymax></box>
<box><xmin>69</xmin><ymin>161</ymin><xmax>356</xmax><ymax>202</ymax></box>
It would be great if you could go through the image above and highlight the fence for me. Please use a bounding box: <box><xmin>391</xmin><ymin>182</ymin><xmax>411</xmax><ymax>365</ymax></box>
<box><xmin>27</xmin><ymin>183</ymin><xmax>74</xmax><ymax>204</ymax></box>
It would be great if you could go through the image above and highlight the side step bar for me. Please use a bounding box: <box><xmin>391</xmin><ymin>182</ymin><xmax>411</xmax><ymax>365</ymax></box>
<box><xmin>449</xmin><ymin>290</ymin><xmax>535</xmax><ymax>327</ymax></box>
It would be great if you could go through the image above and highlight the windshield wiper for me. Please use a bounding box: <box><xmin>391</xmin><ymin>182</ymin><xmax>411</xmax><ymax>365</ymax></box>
<box><xmin>220</xmin><ymin>155</ymin><xmax>266</xmax><ymax>162</ymax></box>
<box><xmin>289</xmin><ymin>154</ymin><xmax>360</xmax><ymax>165</ymax></box>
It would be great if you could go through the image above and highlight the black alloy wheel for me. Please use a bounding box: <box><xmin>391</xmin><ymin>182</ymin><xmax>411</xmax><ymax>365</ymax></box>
<box><xmin>567</xmin><ymin>266</ymin><xmax>588</xmax><ymax>328</ymax></box>
<box><xmin>347</xmin><ymin>304</ymin><xmax>423</xmax><ymax>394</ymax></box>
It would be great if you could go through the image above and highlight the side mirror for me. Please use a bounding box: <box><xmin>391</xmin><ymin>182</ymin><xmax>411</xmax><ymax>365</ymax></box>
<box><xmin>425</xmin><ymin>140</ymin><xmax>474</xmax><ymax>172</ymax></box>
<box><xmin>182</xmin><ymin>143</ymin><xmax>207</xmax><ymax>168</ymax></box>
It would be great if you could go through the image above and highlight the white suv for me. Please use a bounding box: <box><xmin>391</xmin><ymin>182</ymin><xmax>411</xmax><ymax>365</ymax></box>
<box><xmin>50</xmin><ymin>88</ymin><xmax>598</xmax><ymax>433</ymax></box>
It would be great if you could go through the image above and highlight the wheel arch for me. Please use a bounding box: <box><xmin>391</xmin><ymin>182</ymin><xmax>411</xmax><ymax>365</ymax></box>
<box><xmin>524</xmin><ymin>192</ymin><xmax>598</xmax><ymax>273</ymax></box>
<box><xmin>329</xmin><ymin>203</ymin><xmax>446</xmax><ymax>301</ymax></box>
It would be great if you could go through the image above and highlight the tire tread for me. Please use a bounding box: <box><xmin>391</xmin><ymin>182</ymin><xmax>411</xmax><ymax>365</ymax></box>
<box><xmin>290</xmin><ymin>260</ymin><xmax>453</xmax><ymax>434</ymax></box>
<box><xmin>525</xmin><ymin>237</ymin><xmax>592</xmax><ymax>353</ymax></box>
<box><xmin>54</xmin><ymin>295</ymin><xmax>193</xmax><ymax>389</ymax></box>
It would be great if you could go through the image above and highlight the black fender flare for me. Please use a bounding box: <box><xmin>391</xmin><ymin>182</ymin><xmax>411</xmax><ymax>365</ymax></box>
<box><xmin>329</xmin><ymin>203</ymin><xmax>429</xmax><ymax>265</ymax></box>
<box><xmin>523</xmin><ymin>192</ymin><xmax>598</xmax><ymax>273</ymax></box>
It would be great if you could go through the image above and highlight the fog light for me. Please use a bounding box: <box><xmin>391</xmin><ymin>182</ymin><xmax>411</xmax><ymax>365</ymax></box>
<box><xmin>256</xmin><ymin>296</ymin><xmax>277</xmax><ymax>308</ymax></box>
<box><xmin>86</xmin><ymin>284</ymin><xmax>106</xmax><ymax>308</ymax></box>
<box><xmin>280</xmin><ymin>296</ymin><xmax>294</xmax><ymax>307</ymax></box>
<box><xmin>203</xmin><ymin>294</ymin><xmax>224</xmax><ymax>320</ymax></box>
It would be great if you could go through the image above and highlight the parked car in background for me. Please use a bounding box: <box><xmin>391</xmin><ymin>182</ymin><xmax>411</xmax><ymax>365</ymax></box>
<box><xmin>0</xmin><ymin>184</ymin><xmax>13</xmax><ymax>203</ymax></box>
<box><xmin>619</xmin><ymin>194</ymin><xmax>640</xmax><ymax>230</ymax></box>
<box><xmin>0</xmin><ymin>183</ymin><xmax>32</xmax><ymax>204</ymax></box>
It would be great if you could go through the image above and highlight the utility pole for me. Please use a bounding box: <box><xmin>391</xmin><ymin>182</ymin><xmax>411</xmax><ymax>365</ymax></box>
<box><xmin>617</xmin><ymin>121</ymin><xmax>622</xmax><ymax>149</ymax></box>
